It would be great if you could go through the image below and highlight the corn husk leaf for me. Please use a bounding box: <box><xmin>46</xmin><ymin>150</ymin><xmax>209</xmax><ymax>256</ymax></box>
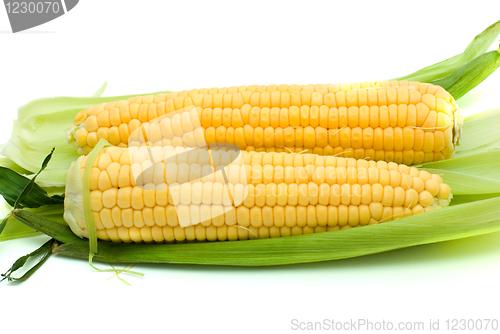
<box><xmin>1</xmin><ymin>238</ymin><xmax>54</xmax><ymax>282</ymax></box>
<box><xmin>0</xmin><ymin>215</ymin><xmax>41</xmax><ymax>241</ymax></box>
<box><xmin>0</xmin><ymin>165</ymin><xmax>63</xmax><ymax>209</ymax></box>
<box><xmin>0</xmin><ymin>158</ymin><xmax>30</xmax><ymax>175</ymax></box>
<box><xmin>82</xmin><ymin>139</ymin><xmax>110</xmax><ymax>259</ymax></box>
<box><xmin>0</xmin><ymin>204</ymin><xmax>65</xmax><ymax>242</ymax></box>
<box><xmin>91</xmin><ymin>81</ymin><xmax>108</xmax><ymax>98</ymax></box>
<box><xmin>0</xmin><ymin>148</ymin><xmax>64</xmax><ymax>240</ymax></box>
<box><xmin>12</xmin><ymin>195</ymin><xmax>500</xmax><ymax>266</ymax></box>
<box><xmin>449</xmin><ymin>193</ymin><xmax>500</xmax><ymax>206</ymax></box>
<box><xmin>455</xmin><ymin>107</ymin><xmax>500</xmax><ymax>156</ymax></box>
<box><xmin>0</xmin><ymin>85</ymin><xmax>170</xmax><ymax>188</ymax></box>
<box><xmin>430</xmin><ymin>48</ymin><xmax>500</xmax><ymax>100</ymax></box>
<box><xmin>394</xmin><ymin>19</ymin><xmax>500</xmax><ymax>82</ymax></box>
<box><xmin>421</xmin><ymin>151</ymin><xmax>500</xmax><ymax>195</ymax></box>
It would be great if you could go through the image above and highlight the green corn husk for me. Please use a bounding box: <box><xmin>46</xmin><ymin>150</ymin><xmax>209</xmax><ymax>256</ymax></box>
<box><xmin>0</xmin><ymin>85</ymin><xmax>171</xmax><ymax>189</ymax></box>
<box><xmin>454</xmin><ymin>108</ymin><xmax>500</xmax><ymax>157</ymax></box>
<box><xmin>421</xmin><ymin>152</ymin><xmax>500</xmax><ymax>195</ymax></box>
<box><xmin>393</xmin><ymin>19</ymin><xmax>500</xmax><ymax>82</ymax></box>
<box><xmin>10</xmin><ymin>194</ymin><xmax>500</xmax><ymax>266</ymax></box>
<box><xmin>430</xmin><ymin>47</ymin><xmax>500</xmax><ymax>100</ymax></box>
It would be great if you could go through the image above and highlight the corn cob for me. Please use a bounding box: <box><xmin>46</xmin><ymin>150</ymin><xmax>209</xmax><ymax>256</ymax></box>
<box><xmin>63</xmin><ymin>145</ymin><xmax>452</xmax><ymax>243</ymax></box>
<box><xmin>66</xmin><ymin>81</ymin><xmax>462</xmax><ymax>165</ymax></box>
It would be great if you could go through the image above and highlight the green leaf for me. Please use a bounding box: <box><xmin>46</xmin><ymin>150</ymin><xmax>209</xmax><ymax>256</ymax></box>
<box><xmin>1</xmin><ymin>239</ymin><xmax>54</xmax><ymax>283</ymax></box>
<box><xmin>0</xmin><ymin>116</ymin><xmax>81</xmax><ymax>187</ymax></box>
<box><xmin>13</xmin><ymin>210</ymin><xmax>81</xmax><ymax>244</ymax></box>
<box><xmin>13</xmin><ymin>148</ymin><xmax>55</xmax><ymax>210</ymax></box>
<box><xmin>0</xmin><ymin>215</ymin><xmax>41</xmax><ymax>241</ymax></box>
<box><xmin>0</xmin><ymin>87</ymin><xmax>171</xmax><ymax>189</ymax></box>
<box><xmin>455</xmin><ymin>108</ymin><xmax>500</xmax><ymax>156</ymax></box>
<box><xmin>0</xmin><ymin>215</ymin><xmax>9</xmax><ymax>235</ymax></box>
<box><xmin>91</xmin><ymin>81</ymin><xmax>108</xmax><ymax>98</ymax></box>
<box><xmin>425</xmin><ymin>169</ymin><xmax>500</xmax><ymax>196</ymax></box>
<box><xmin>430</xmin><ymin>48</ymin><xmax>500</xmax><ymax>100</ymax></box>
<box><xmin>394</xmin><ymin>19</ymin><xmax>500</xmax><ymax>82</ymax></box>
<box><xmin>50</xmin><ymin>195</ymin><xmax>500</xmax><ymax>266</ymax></box>
<box><xmin>0</xmin><ymin>149</ymin><xmax>64</xmax><ymax>238</ymax></box>
<box><xmin>82</xmin><ymin>139</ymin><xmax>110</xmax><ymax>259</ymax></box>
<box><xmin>461</xmin><ymin>19</ymin><xmax>500</xmax><ymax>62</ymax></box>
<box><xmin>450</xmin><ymin>193</ymin><xmax>500</xmax><ymax>206</ymax></box>
<box><xmin>11</xmin><ymin>195</ymin><xmax>500</xmax><ymax>267</ymax></box>
<box><xmin>0</xmin><ymin>158</ymin><xmax>31</xmax><ymax>175</ymax></box>
<box><xmin>16</xmin><ymin>90</ymin><xmax>170</xmax><ymax>127</ymax></box>
<box><xmin>0</xmin><ymin>206</ymin><xmax>66</xmax><ymax>242</ymax></box>
<box><xmin>422</xmin><ymin>150</ymin><xmax>500</xmax><ymax>180</ymax></box>
<box><xmin>421</xmin><ymin>151</ymin><xmax>500</xmax><ymax>195</ymax></box>
<box><xmin>0</xmin><ymin>166</ymin><xmax>64</xmax><ymax>209</ymax></box>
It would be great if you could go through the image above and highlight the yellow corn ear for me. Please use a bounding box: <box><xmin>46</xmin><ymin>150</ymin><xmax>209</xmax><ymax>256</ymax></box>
<box><xmin>63</xmin><ymin>145</ymin><xmax>452</xmax><ymax>243</ymax></box>
<box><xmin>66</xmin><ymin>81</ymin><xmax>461</xmax><ymax>165</ymax></box>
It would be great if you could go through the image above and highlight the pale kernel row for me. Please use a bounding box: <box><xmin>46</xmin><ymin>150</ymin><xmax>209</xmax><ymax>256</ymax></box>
<box><xmin>97</xmin><ymin>224</ymin><xmax>346</xmax><ymax>243</ymax></box>
<box><xmin>94</xmin><ymin>203</ymin><xmax>433</xmax><ymax>243</ymax></box>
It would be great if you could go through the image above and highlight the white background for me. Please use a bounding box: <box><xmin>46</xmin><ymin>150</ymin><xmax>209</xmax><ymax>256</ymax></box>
<box><xmin>1</xmin><ymin>1</ymin><xmax>500</xmax><ymax>333</ymax></box>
